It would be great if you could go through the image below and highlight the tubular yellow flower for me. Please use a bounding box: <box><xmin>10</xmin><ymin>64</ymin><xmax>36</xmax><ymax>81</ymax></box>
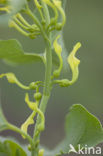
<box><xmin>21</xmin><ymin>93</ymin><xmax>38</xmax><ymax>138</ymax></box>
<box><xmin>21</xmin><ymin>93</ymin><xmax>45</xmax><ymax>138</ymax></box>
<box><xmin>53</xmin><ymin>42</ymin><xmax>81</xmax><ymax>87</ymax></box>
<box><xmin>9</xmin><ymin>20</ymin><xmax>29</xmax><ymax>37</ymax></box>
<box><xmin>53</xmin><ymin>35</ymin><xmax>63</xmax><ymax>77</ymax></box>
<box><xmin>0</xmin><ymin>6</ymin><xmax>10</xmax><ymax>13</ymax></box>
<box><xmin>25</xmin><ymin>93</ymin><xmax>38</xmax><ymax>110</ymax></box>
<box><xmin>53</xmin><ymin>35</ymin><xmax>62</xmax><ymax>56</ymax></box>
<box><xmin>21</xmin><ymin>113</ymin><xmax>34</xmax><ymax>138</ymax></box>
<box><xmin>0</xmin><ymin>73</ymin><xmax>29</xmax><ymax>90</ymax></box>
<box><xmin>67</xmin><ymin>42</ymin><xmax>81</xmax><ymax>84</ymax></box>
<box><xmin>53</xmin><ymin>0</ymin><xmax>66</xmax><ymax>27</ymax></box>
<box><xmin>0</xmin><ymin>73</ymin><xmax>19</xmax><ymax>83</ymax></box>
<box><xmin>34</xmin><ymin>0</ymin><xmax>45</xmax><ymax>22</ymax></box>
<box><xmin>42</xmin><ymin>0</ymin><xmax>58</xmax><ymax>23</ymax></box>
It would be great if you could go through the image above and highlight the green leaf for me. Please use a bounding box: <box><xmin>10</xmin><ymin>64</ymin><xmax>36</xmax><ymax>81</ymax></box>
<box><xmin>4</xmin><ymin>140</ymin><xmax>27</xmax><ymax>156</ymax></box>
<box><xmin>0</xmin><ymin>137</ymin><xmax>30</xmax><ymax>156</ymax></box>
<box><xmin>0</xmin><ymin>139</ymin><xmax>27</xmax><ymax>156</ymax></box>
<box><xmin>0</xmin><ymin>39</ymin><xmax>45</xmax><ymax>65</ymax></box>
<box><xmin>46</xmin><ymin>104</ymin><xmax>103</xmax><ymax>156</ymax></box>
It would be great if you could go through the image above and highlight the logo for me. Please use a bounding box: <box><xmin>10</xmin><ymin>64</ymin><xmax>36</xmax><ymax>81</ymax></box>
<box><xmin>69</xmin><ymin>144</ymin><xmax>102</xmax><ymax>155</ymax></box>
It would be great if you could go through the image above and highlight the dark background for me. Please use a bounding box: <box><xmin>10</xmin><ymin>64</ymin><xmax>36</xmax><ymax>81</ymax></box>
<box><xmin>0</xmin><ymin>0</ymin><xmax>103</xmax><ymax>154</ymax></box>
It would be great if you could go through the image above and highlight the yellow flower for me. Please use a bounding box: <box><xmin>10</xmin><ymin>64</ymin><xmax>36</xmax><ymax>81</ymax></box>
<box><xmin>0</xmin><ymin>73</ymin><xmax>18</xmax><ymax>83</ymax></box>
<box><xmin>25</xmin><ymin>93</ymin><xmax>37</xmax><ymax>110</ymax></box>
<box><xmin>21</xmin><ymin>93</ymin><xmax>44</xmax><ymax>138</ymax></box>
<box><xmin>53</xmin><ymin>35</ymin><xmax>63</xmax><ymax>77</ymax></box>
<box><xmin>0</xmin><ymin>72</ymin><xmax>29</xmax><ymax>90</ymax></box>
<box><xmin>53</xmin><ymin>0</ymin><xmax>66</xmax><ymax>27</ymax></box>
<box><xmin>21</xmin><ymin>93</ymin><xmax>37</xmax><ymax>138</ymax></box>
<box><xmin>67</xmin><ymin>42</ymin><xmax>81</xmax><ymax>84</ymax></box>
<box><xmin>21</xmin><ymin>113</ymin><xmax>34</xmax><ymax>138</ymax></box>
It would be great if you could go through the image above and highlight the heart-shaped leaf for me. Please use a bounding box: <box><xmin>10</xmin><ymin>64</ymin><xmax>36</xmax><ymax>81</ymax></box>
<box><xmin>0</xmin><ymin>39</ymin><xmax>45</xmax><ymax>65</ymax></box>
<box><xmin>45</xmin><ymin>104</ymin><xmax>103</xmax><ymax>156</ymax></box>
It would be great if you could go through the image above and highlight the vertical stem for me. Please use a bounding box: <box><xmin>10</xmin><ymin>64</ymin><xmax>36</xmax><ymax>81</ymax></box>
<box><xmin>32</xmin><ymin>2</ymin><xmax>52</xmax><ymax>156</ymax></box>
<box><xmin>32</xmin><ymin>40</ymin><xmax>52</xmax><ymax>156</ymax></box>
<box><xmin>31</xmin><ymin>151</ymin><xmax>35</xmax><ymax>156</ymax></box>
<box><xmin>44</xmin><ymin>41</ymin><xmax>52</xmax><ymax>95</ymax></box>
<box><xmin>31</xmin><ymin>0</ymin><xmax>68</xmax><ymax>155</ymax></box>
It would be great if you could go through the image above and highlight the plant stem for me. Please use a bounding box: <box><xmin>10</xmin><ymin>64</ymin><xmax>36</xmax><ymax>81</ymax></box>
<box><xmin>44</xmin><ymin>41</ymin><xmax>52</xmax><ymax>95</ymax></box>
<box><xmin>31</xmin><ymin>150</ymin><xmax>35</xmax><ymax>156</ymax></box>
<box><xmin>25</xmin><ymin>6</ymin><xmax>48</xmax><ymax>42</ymax></box>
<box><xmin>32</xmin><ymin>40</ymin><xmax>52</xmax><ymax>156</ymax></box>
<box><xmin>8</xmin><ymin>123</ymin><xmax>34</xmax><ymax>147</ymax></box>
<box><xmin>31</xmin><ymin>3</ymin><xmax>52</xmax><ymax>156</ymax></box>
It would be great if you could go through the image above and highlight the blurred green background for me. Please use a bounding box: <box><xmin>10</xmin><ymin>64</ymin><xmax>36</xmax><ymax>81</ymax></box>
<box><xmin>0</xmin><ymin>0</ymin><xmax>103</xmax><ymax>152</ymax></box>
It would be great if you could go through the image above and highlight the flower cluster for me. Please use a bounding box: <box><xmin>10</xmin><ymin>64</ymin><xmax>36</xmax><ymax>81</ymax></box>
<box><xmin>0</xmin><ymin>0</ymin><xmax>66</xmax><ymax>39</ymax></box>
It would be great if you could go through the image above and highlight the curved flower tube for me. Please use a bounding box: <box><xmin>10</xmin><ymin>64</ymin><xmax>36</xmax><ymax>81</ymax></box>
<box><xmin>0</xmin><ymin>73</ymin><xmax>30</xmax><ymax>90</ymax></box>
<box><xmin>21</xmin><ymin>93</ymin><xmax>45</xmax><ymax>139</ymax></box>
<box><xmin>52</xmin><ymin>35</ymin><xmax>63</xmax><ymax>78</ymax></box>
<box><xmin>53</xmin><ymin>42</ymin><xmax>82</xmax><ymax>87</ymax></box>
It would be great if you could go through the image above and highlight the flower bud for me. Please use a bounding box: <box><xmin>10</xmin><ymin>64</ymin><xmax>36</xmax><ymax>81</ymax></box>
<box><xmin>28</xmin><ymin>144</ymin><xmax>32</xmax><ymax>151</ymax></box>
<box><xmin>29</xmin><ymin>82</ymin><xmax>37</xmax><ymax>90</ymax></box>
<box><xmin>56</xmin><ymin>23</ymin><xmax>62</xmax><ymax>30</ymax></box>
<box><xmin>34</xmin><ymin>92</ymin><xmax>42</xmax><ymax>101</ymax></box>
<box><xmin>38</xmin><ymin>149</ymin><xmax>44</xmax><ymax>156</ymax></box>
<box><xmin>58</xmin><ymin>79</ymin><xmax>70</xmax><ymax>87</ymax></box>
<box><xmin>53</xmin><ymin>70</ymin><xmax>60</xmax><ymax>78</ymax></box>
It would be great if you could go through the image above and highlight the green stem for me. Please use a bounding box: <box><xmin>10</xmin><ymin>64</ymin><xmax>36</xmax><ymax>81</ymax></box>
<box><xmin>25</xmin><ymin>6</ymin><xmax>48</xmax><ymax>41</ymax></box>
<box><xmin>33</xmin><ymin>41</ymin><xmax>52</xmax><ymax>156</ymax></box>
<box><xmin>31</xmin><ymin>151</ymin><xmax>35</xmax><ymax>156</ymax></box>
<box><xmin>9</xmin><ymin>21</ymin><xmax>29</xmax><ymax>37</ymax></box>
<box><xmin>32</xmin><ymin>5</ymin><xmax>52</xmax><ymax>155</ymax></box>
<box><xmin>8</xmin><ymin>123</ymin><xmax>34</xmax><ymax>147</ymax></box>
<box><xmin>14</xmin><ymin>17</ymin><xmax>29</xmax><ymax>31</ymax></box>
<box><xmin>16</xmin><ymin>13</ymin><xmax>31</xmax><ymax>27</ymax></box>
<box><xmin>44</xmin><ymin>41</ymin><xmax>52</xmax><ymax>95</ymax></box>
<box><xmin>15</xmin><ymin>79</ymin><xmax>30</xmax><ymax>90</ymax></box>
<box><xmin>31</xmin><ymin>3</ymin><xmax>52</xmax><ymax>156</ymax></box>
